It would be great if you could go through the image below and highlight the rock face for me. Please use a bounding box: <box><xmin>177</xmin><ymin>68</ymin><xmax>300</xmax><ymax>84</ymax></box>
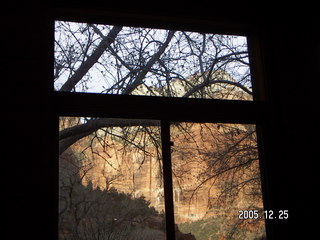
<box><xmin>65</xmin><ymin>122</ymin><xmax>263</xmax><ymax>225</ymax></box>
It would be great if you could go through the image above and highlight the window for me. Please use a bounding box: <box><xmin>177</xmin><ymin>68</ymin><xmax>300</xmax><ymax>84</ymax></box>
<box><xmin>170</xmin><ymin>122</ymin><xmax>265</xmax><ymax>239</ymax></box>
<box><xmin>54</xmin><ymin>21</ymin><xmax>253</xmax><ymax>100</ymax></box>
<box><xmin>59</xmin><ymin>118</ymin><xmax>266</xmax><ymax>239</ymax></box>
<box><xmin>55</xmin><ymin>18</ymin><xmax>267</xmax><ymax>240</ymax></box>
<box><xmin>59</xmin><ymin>118</ymin><xmax>167</xmax><ymax>239</ymax></box>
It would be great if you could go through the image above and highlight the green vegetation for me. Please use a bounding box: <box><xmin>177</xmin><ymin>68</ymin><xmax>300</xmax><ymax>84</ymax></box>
<box><xmin>178</xmin><ymin>216</ymin><xmax>266</xmax><ymax>240</ymax></box>
<box><xmin>179</xmin><ymin>217</ymin><xmax>222</xmax><ymax>240</ymax></box>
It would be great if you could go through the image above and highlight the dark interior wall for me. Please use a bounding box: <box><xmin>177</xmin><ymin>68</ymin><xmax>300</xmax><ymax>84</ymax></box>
<box><xmin>257</xmin><ymin>17</ymin><xmax>319</xmax><ymax>239</ymax></box>
<box><xmin>4</xmin><ymin>3</ymin><xmax>54</xmax><ymax>240</ymax></box>
<box><xmin>4</xmin><ymin>2</ymin><xmax>319</xmax><ymax>239</ymax></box>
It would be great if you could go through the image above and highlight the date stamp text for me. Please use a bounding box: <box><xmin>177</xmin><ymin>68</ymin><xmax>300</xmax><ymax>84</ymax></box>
<box><xmin>238</xmin><ymin>210</ymin><xmax>289</xmax><ymax>220</ymax></box>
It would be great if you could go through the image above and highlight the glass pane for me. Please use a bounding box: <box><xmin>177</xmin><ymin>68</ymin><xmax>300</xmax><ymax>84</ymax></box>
<box><xmin>170</xmin><ymin>122</ymin><xmax>266</xmax><ymax>240</ymax></box>
<box><xmin>59</xmin><ymin>117</ymin><xmax>166</xmax><ymax>239</ymax></box>
<box><xmin>54</xmin><ymin>21</ymin><xmax>253</xmax><ymax>100</ymax></box>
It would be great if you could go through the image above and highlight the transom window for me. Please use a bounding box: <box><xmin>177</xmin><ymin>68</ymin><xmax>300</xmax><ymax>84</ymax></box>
<box><xmin>54</xmin><ymin>21</ymin><xmax>253</xmax><ymax>100</ymax></box>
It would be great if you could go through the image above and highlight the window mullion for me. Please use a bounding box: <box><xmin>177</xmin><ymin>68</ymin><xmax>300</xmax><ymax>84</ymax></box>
<box><xmin>161</xmin><ymin>120</ymin><xmax>176</xmax><ymax>240</ymax></box>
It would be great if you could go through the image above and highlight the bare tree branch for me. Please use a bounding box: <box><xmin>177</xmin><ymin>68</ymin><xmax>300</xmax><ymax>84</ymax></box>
<box><xmin>123</xmin><ymin>30</ymin><xmax>176</xmax><ymax>95</ymax></box>
<box><xmin>59</xmin><ymin>26</ymin><xmax>123</xmax><ymax>92</ymax></box>
<box><xmin>183</xmin><ymin>79</ymin><xmax>252</xmax><ymax>98</ymax></box>
<box><xmin>59</xmin><ymin>118</ymin><xmax>160</xmax><ymax>155</ymax></box>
